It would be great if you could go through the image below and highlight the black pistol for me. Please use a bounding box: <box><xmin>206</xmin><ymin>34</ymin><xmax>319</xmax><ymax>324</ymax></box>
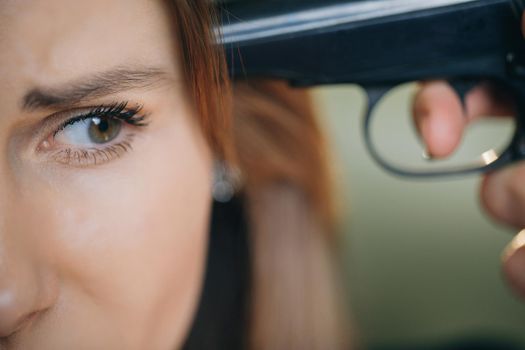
<box><xmin>219</xmin><ymin>0</ymin><xmax>525</xmax><ymax>177</ymax></box>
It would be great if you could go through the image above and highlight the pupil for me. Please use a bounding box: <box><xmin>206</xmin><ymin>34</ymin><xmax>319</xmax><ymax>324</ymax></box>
<box><xmin>98</xmin><ymin>119</ymin><xmax>109</xmax><ymax>133</ymax></box>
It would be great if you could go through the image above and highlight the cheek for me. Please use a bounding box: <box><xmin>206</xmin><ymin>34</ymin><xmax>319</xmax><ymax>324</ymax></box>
<box><xmin>21</xmin><ymin>110</ymin><xmax>212</xmax><ymax>348</ymax></box>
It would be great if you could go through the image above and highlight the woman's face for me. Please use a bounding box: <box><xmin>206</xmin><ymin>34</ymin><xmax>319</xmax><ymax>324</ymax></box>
<box><xmin>0</xmin><ymin>1</ymin><xmax>213</xmax><ymax>349</ymax></box>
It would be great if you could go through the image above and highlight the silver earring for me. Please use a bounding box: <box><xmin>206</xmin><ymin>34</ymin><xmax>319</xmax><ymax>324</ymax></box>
<box><xmin>212</xmin><ymin>161</ymin><xmax>241</xmax><ymax>203</ymax></box>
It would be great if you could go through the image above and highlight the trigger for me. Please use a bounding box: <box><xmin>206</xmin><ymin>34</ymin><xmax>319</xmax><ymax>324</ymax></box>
<box><xmin>447</xmin><ymin>79</ymin><xmax>479</xmax><ymax>113</ymax></box>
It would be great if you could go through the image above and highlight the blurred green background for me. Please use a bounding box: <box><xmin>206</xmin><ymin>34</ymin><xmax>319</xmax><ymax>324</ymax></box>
<box><xmin>312</xmin><ymin>84</ymin><xmax>525</xmax><ymax>348</ymax></box>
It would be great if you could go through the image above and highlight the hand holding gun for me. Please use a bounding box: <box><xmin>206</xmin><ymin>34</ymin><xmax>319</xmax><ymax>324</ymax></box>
<box><xmin>219</xmin><ymin>0</ymin><xmax>525</xmax><ymax>298</ymax></box>
<box><xmin>414</xmin><ymin>17</ymin><xmax>525</xmax><ymax>299</ymax></box>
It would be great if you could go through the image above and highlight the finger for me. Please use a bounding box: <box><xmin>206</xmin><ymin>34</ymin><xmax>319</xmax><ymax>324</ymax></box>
<box><xmin>465</xmin><ymin>82</ymin><xmax>515</xmax><ymax>121</ymax></box>
<box><xmin>480</xmin><ymin>164</ymin><xmax>525</xmax><ymax>229</ymax></box>
<box><xmin>412</xmin><ymin>81</ymin><xmax>465</xmax><ymax>158</ymax></box>
<box><xmin>413</xmin><ymin>81</ymin><xmax>515</xmax><ymax>158</ymax></box>
<box><xmin>502</xmin><ymin>230</ymin><xmax>525</xmax><ymax>300</ymax></box>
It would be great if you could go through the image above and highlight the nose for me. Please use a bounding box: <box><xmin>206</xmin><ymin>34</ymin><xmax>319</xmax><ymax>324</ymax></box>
<box><xmin>0</xmin><ymin>248</ymin><xmax>58</xmax><ymax>338</ymax></box>
<box><xmin>0</xmin><ymin>289</ymin><xmax>37</xmax><ymax>337</ymax></box>
<box><xmin>0</xmin><ymin>176</ymin><xmax>61</xmax><ymax>340</ymax></box>
<box><xmin>0</xmin><ymin>153</ymin><xmax>60</xmax><ymax>338</ymax></box>
<box><xmin>0</xmin><ymin>260</ymin><xmax>58</xmax><ymax>338</ymax></box>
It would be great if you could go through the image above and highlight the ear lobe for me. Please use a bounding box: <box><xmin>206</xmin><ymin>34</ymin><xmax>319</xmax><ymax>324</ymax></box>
<box><xmin>212</xmin><ymin>160</ymin><xmax>242</xmax><ymax>203</ymax></box>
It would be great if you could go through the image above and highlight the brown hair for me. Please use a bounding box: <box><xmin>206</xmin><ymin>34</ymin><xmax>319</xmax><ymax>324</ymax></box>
<box><xmin>169</xmin><ymin>1</ymin><xmax>350</xmax><ymax>348</ymax></box>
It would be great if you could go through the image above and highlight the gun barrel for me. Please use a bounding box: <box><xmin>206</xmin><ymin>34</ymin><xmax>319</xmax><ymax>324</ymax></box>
<box><xmin>220</xmin><ymin>0</ymin><xmax>525</xmax><ymax>86</ymax></box>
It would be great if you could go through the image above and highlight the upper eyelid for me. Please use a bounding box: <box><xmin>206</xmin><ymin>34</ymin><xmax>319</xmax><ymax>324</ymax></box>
<box><xmin>52</xmin><ymin>103</ymin><xmax>146</xmax><ymax>135</ymax></box>
<box><xmin>30</xmin><ymin>106</ymin><xmax>96</xmax><ymax>143</ymax></box>
<box><xmin>36</xmin><ymin>102</ymin><xmax>146</xmax><ymax>140</ymax></box>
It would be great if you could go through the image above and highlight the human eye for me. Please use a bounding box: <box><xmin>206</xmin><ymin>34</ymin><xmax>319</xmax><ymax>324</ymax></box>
<box><xmin>37</xmin><ymin>101</ymin><xmax>149</xmax><ymax>167</ymax></box>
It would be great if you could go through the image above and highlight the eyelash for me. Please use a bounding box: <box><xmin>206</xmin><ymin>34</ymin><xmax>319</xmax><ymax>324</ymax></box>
<box><xmin>41</xmin><ymin>101</ymin><xmax>149</xmax><ymax>167</ymax></box>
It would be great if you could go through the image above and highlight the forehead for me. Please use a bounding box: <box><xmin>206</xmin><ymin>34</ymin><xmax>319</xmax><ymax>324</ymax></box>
<box><xmin>0</xmin><ymin>0</ymin><xmax>177</xmax><ymax>96</ymax></box>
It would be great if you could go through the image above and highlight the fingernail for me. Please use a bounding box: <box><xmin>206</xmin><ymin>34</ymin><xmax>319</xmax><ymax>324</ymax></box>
<box><xmin>419</xmin><ymin>117</ymin><xmax>435</xmax><ymax>160</ymax></box>
<box><xmin>421</xmin><ymin>149</ymin><xmax>434</xmax><ymax>161</ymax></box>
<box><xmin>502</xmin><ymin>229</ymin><xmax>525</xmax><ymax>260</ymax></box>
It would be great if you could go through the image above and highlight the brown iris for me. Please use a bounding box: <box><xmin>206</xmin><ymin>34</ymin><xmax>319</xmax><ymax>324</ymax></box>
<box><xmin>88</xmin><ymin>117</ymin><xmax>122</xmax><ymax>144</ymax></box>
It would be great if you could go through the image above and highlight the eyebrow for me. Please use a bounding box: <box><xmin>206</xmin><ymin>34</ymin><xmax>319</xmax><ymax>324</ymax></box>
<box><xmin>22</xmin><ymin>66</ymin><xmax>170</xmax><ymax>111</ymax></box>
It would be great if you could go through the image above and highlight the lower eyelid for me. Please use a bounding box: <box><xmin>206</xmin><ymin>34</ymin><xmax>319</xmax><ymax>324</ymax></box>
<box><xmin>44</xmin><ymin>134</ymin><xmax>136</xmax><ymax>167</ymax></box>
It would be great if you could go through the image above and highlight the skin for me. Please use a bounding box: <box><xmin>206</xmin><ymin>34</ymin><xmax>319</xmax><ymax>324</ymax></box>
<box><xmin>0</xmin><ymin>1</ymin><xmax>212</xmax><ymax>349</ymax></box>
<box><xmin>413</xmin><ymin>14</ymin><xmax>525</xmax><ymax>300</ymax></box>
